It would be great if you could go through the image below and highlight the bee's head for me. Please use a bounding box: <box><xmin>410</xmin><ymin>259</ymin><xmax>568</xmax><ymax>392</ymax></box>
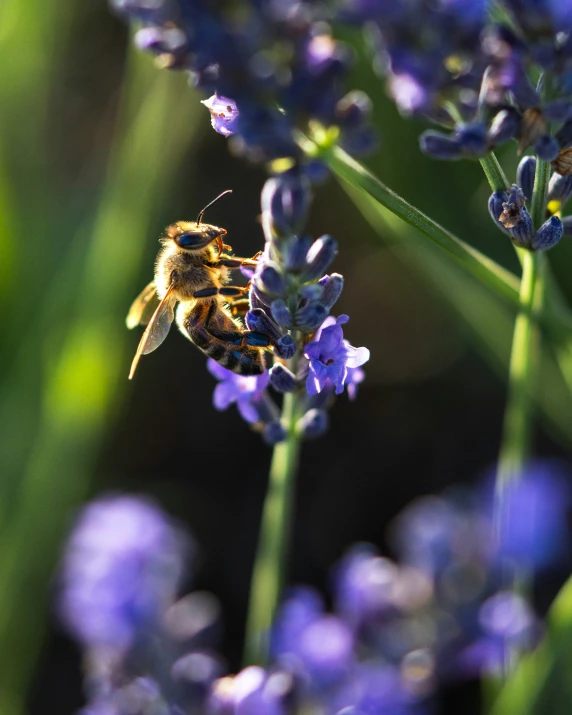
<box><xmin>165</xmin><ymin>222</ymin><xmax>227</xmax><ymax>251</ymax></box>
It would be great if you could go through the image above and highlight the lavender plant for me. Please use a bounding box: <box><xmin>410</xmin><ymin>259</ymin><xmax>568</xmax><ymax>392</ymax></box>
<box><xmin>74</xmin><ymin>0</ymin><xmax>572</xmax><ymax>712</ymax></box>
<box><xmin>60</xmin><ymin>462</ymin><xmax>571</xmax><ymax>714</ymax></box>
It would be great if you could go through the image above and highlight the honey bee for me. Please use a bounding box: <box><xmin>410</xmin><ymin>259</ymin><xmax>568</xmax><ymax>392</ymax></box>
<box><xmin>127</xmin><ymin>191</ymin><xmax>271</xmax><ymax>379</ymax></box>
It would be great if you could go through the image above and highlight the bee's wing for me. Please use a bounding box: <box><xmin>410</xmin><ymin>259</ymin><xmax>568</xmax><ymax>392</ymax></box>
<box><xmin>128</xmin><ymin>286</ymin><xmax>177</xmax><ymax>380</ymax></box>
<box><xmin>126</xmin><ymin>282</ymin><xmax>160</xmax><ymax>329</ymax></box>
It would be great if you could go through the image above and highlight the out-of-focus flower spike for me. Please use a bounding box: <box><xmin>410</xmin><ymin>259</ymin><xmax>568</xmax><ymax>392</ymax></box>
<box><xmin>532</xmin><ymin>215</ymin><xmax>563</xmax><ymax>251</ymax></box>
<box><xmin>516</xmin><ymin>156</ymin><xmax>536</xmax><ymax>201</ymax></box>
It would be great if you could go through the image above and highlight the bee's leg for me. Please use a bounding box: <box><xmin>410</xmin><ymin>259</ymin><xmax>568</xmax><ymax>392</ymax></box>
<box><xmin>193</xmin><ymin>286</ymin><xmax>249</xmax><ymax>299</ymax></box>
<box><xmin>206</xmin><ymin>252</ymin><xmax>262</xmax><ymax>270</ymax></box>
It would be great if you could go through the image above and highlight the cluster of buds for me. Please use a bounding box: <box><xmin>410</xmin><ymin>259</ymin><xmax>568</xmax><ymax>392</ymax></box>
<box><xmin>208</xmin><ymin>169</ymin><xmax>369</xmax><ymax>443</ymax></box>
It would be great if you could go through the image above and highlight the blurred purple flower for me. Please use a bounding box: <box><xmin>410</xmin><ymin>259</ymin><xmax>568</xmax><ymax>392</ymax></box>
<box><xmin>209</xmin><ymin>667</ymin><xmax>288</xmax><ymax>715</ymax></box>
<box><xmin>207</xmin><ymin>359</ymin><xmax>269</xmax><ymax>424</ymax></box>
<box><xmin>345</xmin><ymin>365</ymin><xmax>365</xmax><ymax>401</ymax></box>
<box><xmin>58</xmin><ymin>495</ymin><xmax>188</xmax><ymax>651</ymax></box>
<box><xmin>334</xmin><ymin>544</ymin><xmax>400</xmax><ymax>625</ymax></box>
<box><xmin>304</xmin><ymin>315</ymin><xmax>370</xmax><ymax>396</ymax></box>
<box><xmin>494</xmin><ymin>461</ymin><xmax>571</xmax><ymax>569</ymax></box>
<box><xmin>201</xmin><ymin>94</ymin><xmax>239</xmax><ymax>137</ymax></box>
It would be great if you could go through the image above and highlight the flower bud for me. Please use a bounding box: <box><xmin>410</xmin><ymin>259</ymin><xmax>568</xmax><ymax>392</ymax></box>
<box><xmin>419</xmin><ymin>130</ymin><xmax>463</xmax><ymax>160</ymax></box>
<box><xmin>297</xmin><ymin>409</ymin><xmax>329</xmax><ymax>439</ymax></box>
<box><xmin>508</xmin><ymin>207</ymin><xmax>535</xmax><ymax>248</ymax></box>
<box><xmin>299</xmin><ymin>284</ymin><xmax>324</xmax><ymax>301</ymax></box>
<box><xmin>269</xmin><ymin>364</ymin><xmax>298</xmax><ymax>393</ymax></box>
<box><xmin>532</xmin><ymin>215</ymin><xmax>563</xmax><ymax>251</ymax></box>
<box><xmin>535</xmin><ymin>135</ymin><xmax>560</xmax><ymax>162</ymax></box>
<box><xmin>556</xmin><ymin>120</ymin><xmax>572</xmax><ymax>149</ymax></box>
<box><xmin>261</xmin><ymin>173</ymin><xmax>312</xmax><ymax>240</ymax></box>
<box><xmin>516</xmin><ymin>156</ymin><xmax>536</xmax><ymax>201</ymax></box>
<box><xmin>320</xmin><ymin>273</ymin><xmax>344</xmax><ymax>309</ymax></box>
<box><xmin>246</xmin><ymin>309</ymin><xmax>283</xmax><ymax>343</ymax></box>
<box><xmin>295</xmin><ymin>301</ymin><xmax>329</xmax><ymax>332</ymax></box>
<box><xmin>551</xmin><ymin>148</ymin><xmax>572</xmax><ymax>176</ymax></box>
<box><xmin>263</xmin><ymin>421</ymin><xmax>286</xmax><ymax>445</ymax></box>
<box><xmin>283</xmin><ymin>235</ymin><xmax>313</xmax><ymax>273</ymax></box>
<box><xmin>275</xmin><ymin>334</ymin><xmax>296</xmax><ymax>359</ymax></box>
<box><xmin>301</xmin><ymin>235</ymin><xmax>338</xmax><ymax>282</ymax></box>
<box><xmin>487</xmin><ymin>109</ymin><xmax>519</xmax><ymax>146</ymax></box>
<box><xmin>254</xmin><ymin>264</ymin><xmax>286</xmax><ymax>298</ymax></box>
<box><xmin>562</xmin><ymin>216</ymin><xmax>572</xmax><ymax>236</ymax></box>
<box><xmin>548</xmin><ymin>173</ymin><xmax>572</xmax><ymax>205</ymax></box>
<box><xmin>270</xmin><ymin>299</ymin><xmax>293</xmax><ymax>329</ymax></box>
<box><xmin>335</xmin><ymin>90</ymin><xmax>373</xmax><ymax>127</ymax></box>
<box><xmin>488</xmin><ymin>190</ymin><xmax>509</xmax><ymax>232</ymax></box>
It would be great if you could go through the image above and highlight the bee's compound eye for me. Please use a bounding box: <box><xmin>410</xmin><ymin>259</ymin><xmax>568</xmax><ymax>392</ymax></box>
<box><xmin>176</xmin><ymin>231</ymin><xmax>207</xmax><ymax>248</ymax></box>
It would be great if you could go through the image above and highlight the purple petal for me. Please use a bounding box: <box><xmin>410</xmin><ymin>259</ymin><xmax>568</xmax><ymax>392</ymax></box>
<box><xmin>306</xmin><ymin>363</ymin><xmax>329</xmax><ymax>396</ymax></box>
<box><xmin>237</xmin><ymin>398</ymin><xmax>259</xmax><ymax>424</ymax></box>
<box><xmin>207</xmin><ymin>359</ymin><xmax>235</xmax><ymax>382</ymax></box>
<box><xmin>201</xmin><ymin>94</ymin><xmax>240</xmax><ymax>137</ymax></box>
<box><xmin>328</xmin><ymin>362</ymin><xmax>347</xmax><ymax>394</ymax></box>
<box><xmin>345</xmin><ymin>344</ymin><xmax>370</xmax><ymax>368</ymax></box>
<box><xmin>213</xmin><ymin>381</ymin><xmax>239</xmax><ymax>411</ymax></box>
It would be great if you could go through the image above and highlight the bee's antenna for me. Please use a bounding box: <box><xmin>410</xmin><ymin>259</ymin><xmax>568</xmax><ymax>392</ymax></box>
<box><xmin>196</xmin><ymin>189</ymin><xmax>233</xmax><ymax>224</ymax></box>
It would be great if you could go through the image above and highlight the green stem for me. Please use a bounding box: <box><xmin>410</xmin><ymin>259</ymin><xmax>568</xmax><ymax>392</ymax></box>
<box><xmin>496</xmin><ymin>249</ymin><xmax>542</xmax><ymax>490</ymax></box>
<box><xmin>243</xmin><ymin>387</ymin><xmax>303</xmax><ymax>666</ymax></box>
<box><xmin>480</xmin><ymin>153</ymin><xmax>510</xmax><ymax>192</ymax></box>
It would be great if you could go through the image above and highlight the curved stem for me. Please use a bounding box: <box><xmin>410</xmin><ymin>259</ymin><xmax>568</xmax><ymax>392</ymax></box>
<box><xmin>496</xmin><ymin>249</ymin><xmax>542</xmax><ymax>491</ymax></box>
<box><xmin>243</xmin><ymin>385</ymin><xmax>303</xmax><ymax>666</ymax></box>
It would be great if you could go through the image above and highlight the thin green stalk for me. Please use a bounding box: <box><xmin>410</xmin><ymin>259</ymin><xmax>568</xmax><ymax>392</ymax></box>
<box><xmin>300</xmin><ymin>138</ymin><xmax>572</xmax><ymax>336</ymax></box>
<box><xmin>480</xmin><ymin>153</ymin><xmax>510</xmax><ymax>192</ymax></box>
<box><xmin>495</xmin><ymin>250</ymin><xmax>542</xmax><ymax>491</ymax></box>
<box><xmin>243</xmin><ymin>387</ymin><xmax>303</xmax><ymax>666</ymax></box>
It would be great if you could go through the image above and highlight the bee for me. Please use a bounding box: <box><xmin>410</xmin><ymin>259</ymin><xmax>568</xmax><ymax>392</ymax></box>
<box><xmin>127</xmin><ymin>191</ymin><xmax>271</xmax><ymax>379</ymax></box>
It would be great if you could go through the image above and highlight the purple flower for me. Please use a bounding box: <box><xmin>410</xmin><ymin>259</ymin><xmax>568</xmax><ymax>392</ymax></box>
<box><xmin>493</xmin><ymin>461</ymin><xmax>571</xmax><ymax>569</ymax></box>
<box><xmin>209</xmin><ymin>667</ymin><xmax>287</xmax><ymax>715</ymax></box>
<box><xmin>201</xmin><ymin>94</ymin><xmax>240</xmax><ymax>137</ymax></box>
<box><xmin>207</xmin><ymin>359</ymin><xmax>269</xmax><ymax>423</ymax></box>
<box><xmin>304</xmin><ymin>315</ymin><xmax>370</xmax><ymax>396</ymax></box>
<box><xmin>58</xmin><ymin>495</ymin><xmax>187</xmax><ymax>651</ymax></box>
<box><xmin>345</xmin><ymin>366</ymin><xmax>365</xmax><ymax>401</ymax></box>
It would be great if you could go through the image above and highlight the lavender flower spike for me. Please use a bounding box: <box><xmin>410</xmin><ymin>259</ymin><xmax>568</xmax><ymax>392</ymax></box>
<box><xmin>304</xmin><ymin>315</ymin><xmax>370</xmax><ymax>396</ymax></box>
<box><xmin>58</xmin><ymin>495</ymin><xmax>187</xmax><ymax>651</ymax></box>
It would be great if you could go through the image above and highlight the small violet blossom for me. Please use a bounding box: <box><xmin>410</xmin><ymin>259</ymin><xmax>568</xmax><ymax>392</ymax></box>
<box><xmin>207</xmin><ymin>359</ymin><xmax>269</xmax><ymax>423</ymax></box>
<box><xmin>201</xmin><ymin>94</ymin><xmax>239</xmax><ymax>138</ymax></box>
<box><xmin>304</xmin><ymin>315</ymin><xmax>370</xmax><ymax>397</ymax></box>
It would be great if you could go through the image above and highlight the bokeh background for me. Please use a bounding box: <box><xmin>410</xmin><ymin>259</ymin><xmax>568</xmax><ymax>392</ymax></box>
<box><xmin>1</xmin><ymin>2</ymin><xmax>572</xmax><ymax>714</ymax></box>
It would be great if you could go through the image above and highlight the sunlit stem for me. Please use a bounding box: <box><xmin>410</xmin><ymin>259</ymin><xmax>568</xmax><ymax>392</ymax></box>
<box><xmin>243</xmin><ymin>346</ymin><xmax>303</xmax><ymax>666</ymax></box>
<box><xmin>495</xmin><ymin>156</ymin><xmax>549</xmax><ymax>674</ymax></box>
